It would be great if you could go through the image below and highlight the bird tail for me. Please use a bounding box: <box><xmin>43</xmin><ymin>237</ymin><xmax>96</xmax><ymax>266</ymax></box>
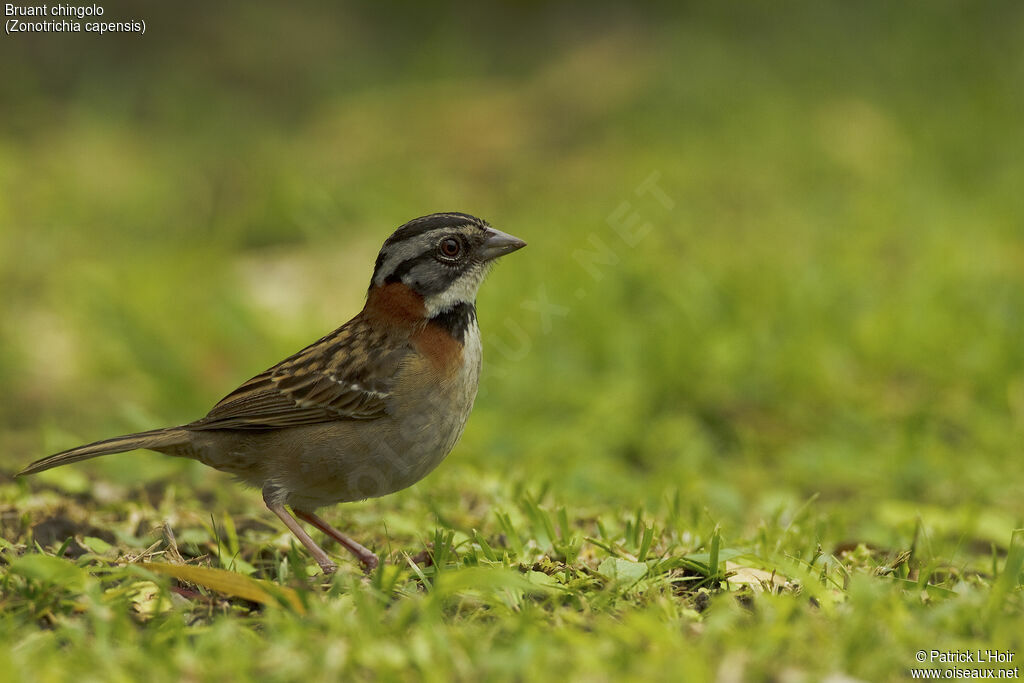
<box><xmin>18</xmin><ymin>427</ymin><xmax>191</xmax><ymax>476</ymax></box>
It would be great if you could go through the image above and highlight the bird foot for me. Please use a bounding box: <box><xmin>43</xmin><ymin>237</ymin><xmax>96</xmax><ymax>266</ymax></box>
<box><xmin>359</xmin><ymin>553</ymin><xmax>379</xmax><ymax>572</ymax></box>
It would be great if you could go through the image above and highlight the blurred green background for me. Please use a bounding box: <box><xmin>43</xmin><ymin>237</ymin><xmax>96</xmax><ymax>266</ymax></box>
<box><xmin>2</xmin><ymin>0</ymin><xmax>1023</xmax><ymax>551</ymax></box>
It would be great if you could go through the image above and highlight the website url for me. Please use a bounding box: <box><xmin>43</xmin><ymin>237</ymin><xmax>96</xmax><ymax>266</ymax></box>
<box><xmin>910</xmin><ymin>668</ymin><xmax>1020</xmax><ymax>679</ymax></box>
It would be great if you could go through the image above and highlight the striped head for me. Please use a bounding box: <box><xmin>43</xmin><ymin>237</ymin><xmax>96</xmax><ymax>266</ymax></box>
<box><xmin>370</xmin><ymin>212</ymin><xmax>526</xmax><ymax>316</ymax></box>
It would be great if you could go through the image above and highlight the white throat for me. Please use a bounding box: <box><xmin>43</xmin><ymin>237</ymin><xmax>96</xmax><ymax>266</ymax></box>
<box><xmin>422</xmin><ymin>266</ymin><xmax>489</xmax><ymax>317</ymax></box>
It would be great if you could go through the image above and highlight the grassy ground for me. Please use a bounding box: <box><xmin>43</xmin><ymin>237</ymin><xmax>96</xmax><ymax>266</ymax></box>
<box><xmin>1</xmin><ymin>2</ymin><xmax>1023</xmax><ymax>681</ymax></box>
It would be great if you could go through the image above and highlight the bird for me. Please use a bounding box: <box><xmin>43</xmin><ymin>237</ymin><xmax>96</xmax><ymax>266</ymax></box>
<box><xmin>19</xmin><ymin>212</ymin><xmax>526</xmax><ymax>574</ymax></box>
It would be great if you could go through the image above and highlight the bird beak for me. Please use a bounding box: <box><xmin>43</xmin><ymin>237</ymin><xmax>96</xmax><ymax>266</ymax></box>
<box><xmin>480</xmin><ymin>227</ymin><xmax>527</xmax><ymax>261</ymax></box>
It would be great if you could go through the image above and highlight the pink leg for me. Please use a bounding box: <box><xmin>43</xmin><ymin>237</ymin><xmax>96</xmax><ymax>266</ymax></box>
<box><xmin>294</xmin><ymin>509</ymin><xmax>379</xmax><ymax>571</ymax></box>
<box><xmin>265</xmin><ymin>502</ymin><xmax>337</xmax><ymax>575</ymax></box>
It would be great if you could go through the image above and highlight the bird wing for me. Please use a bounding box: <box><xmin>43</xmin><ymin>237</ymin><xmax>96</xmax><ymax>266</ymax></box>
<box><xmin>189</xmin><ymin>317</ymin><xmax>408</xmax><ymax>431</ymax></box>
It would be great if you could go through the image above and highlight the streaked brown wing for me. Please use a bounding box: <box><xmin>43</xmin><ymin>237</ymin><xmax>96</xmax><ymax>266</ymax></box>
<box><xmin>189</xmin><ymin>316</ymin><xmax>409</xmax><ymax>431</ymax></box>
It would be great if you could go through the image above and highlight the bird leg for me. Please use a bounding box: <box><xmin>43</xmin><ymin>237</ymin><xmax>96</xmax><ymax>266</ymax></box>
<box><xmin>293</xmin><ymin>509</ymin><xmax>379</xmax><ymax>571</ymax></box>
<box><xmin>265</xmin><ymin>502</ymin><xmax>338</xmax><ymax>575</ymax></box>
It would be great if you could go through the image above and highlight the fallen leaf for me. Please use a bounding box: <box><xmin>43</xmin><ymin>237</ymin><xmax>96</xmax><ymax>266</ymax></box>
<box><xmin>139</xmin><ymin>562</ymin><xmax>305</xmax><ymax>613</ymax></box>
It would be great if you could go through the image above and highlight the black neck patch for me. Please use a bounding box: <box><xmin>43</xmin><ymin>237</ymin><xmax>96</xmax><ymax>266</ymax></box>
<box><xmin>429</xmin><ymin>302</ymin><xmax>477</xmax><ymax>343</ymax></box>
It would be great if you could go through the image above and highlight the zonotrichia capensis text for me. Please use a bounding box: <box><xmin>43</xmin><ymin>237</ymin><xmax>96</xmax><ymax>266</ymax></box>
<box><xmin>20</xmin><ymin>213</ymin><xmax>526</xmax><ymax>573</ymax></box>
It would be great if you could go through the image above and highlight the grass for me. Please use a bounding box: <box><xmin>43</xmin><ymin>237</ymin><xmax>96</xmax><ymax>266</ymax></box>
<box><xmin>1</xmin><ymin>478</ymin><xmax>1020</xmax><ymax>681</ymax></box>
<box><xmin>1</xmin><ymin>2</ymin><xmax>1023</xmax><ymax>680</ymax></box>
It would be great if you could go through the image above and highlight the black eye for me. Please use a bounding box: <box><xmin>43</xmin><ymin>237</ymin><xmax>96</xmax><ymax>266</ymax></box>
<box><xmin>438</xmin><ymin>237</ymin><xmax>462</xmax><ymax>259</ymax></box>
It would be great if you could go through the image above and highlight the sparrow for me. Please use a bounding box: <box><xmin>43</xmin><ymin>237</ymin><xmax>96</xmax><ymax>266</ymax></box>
<box><xmin>19</xmin><ymin>212</ymin><xmax>526</xmax><ymax>574</ymax></box>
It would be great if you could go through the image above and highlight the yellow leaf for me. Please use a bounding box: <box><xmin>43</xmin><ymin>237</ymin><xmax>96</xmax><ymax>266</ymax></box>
<box><xmin>725</xmin><ymin>562</ymin><xmax>788</xmax><ymax>592</ymax></box>
<box><xmin>120</xmin><ymin>580</ymin><xmax>174</xmax><ymax>615</ymax></box>
<box><xmin>139</xmin><ymin>562</ymin><xmax>305</xmax><ymax>613</ymax></box>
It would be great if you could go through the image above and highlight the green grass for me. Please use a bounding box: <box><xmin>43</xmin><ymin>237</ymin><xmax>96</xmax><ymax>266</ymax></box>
<box><xmin>2</xmin><ymin>2</ymin><xmax>1023</xmax><ymax>681</ymax></box>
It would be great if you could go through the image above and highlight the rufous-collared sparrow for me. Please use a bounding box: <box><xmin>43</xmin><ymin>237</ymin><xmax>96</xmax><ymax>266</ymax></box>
<box><xmin>20</xmin><ymin>212</ymin><xmax>526</xmax><ymax>573</ymax></box>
